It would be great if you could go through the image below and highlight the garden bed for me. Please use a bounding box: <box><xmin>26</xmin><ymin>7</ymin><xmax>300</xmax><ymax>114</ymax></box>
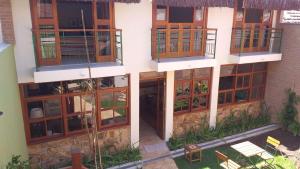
<box><xmin>168</xmin><ymin>111</ymin><xmax>271</xmax><ymax>150</ymax></box>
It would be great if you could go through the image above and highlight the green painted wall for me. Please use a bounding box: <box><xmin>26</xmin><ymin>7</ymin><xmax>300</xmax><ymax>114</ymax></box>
<box><xmin>0</xmin><ymin>45</ymin><xmax>28</xmax><ymax>167</ymax></box>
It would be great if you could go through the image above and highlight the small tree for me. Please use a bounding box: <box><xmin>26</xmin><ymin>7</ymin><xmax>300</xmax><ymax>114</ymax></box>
<box><xmin>279</xmin><ymin>88</ymin><xmax>300</xmax><ymax>136</ymax></box>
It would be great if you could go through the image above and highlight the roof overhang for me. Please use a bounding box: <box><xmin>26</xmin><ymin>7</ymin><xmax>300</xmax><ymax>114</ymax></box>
<box><xmin>244</xmin><ymin>0</ymin><xmax>300</xmax><ymax>10</ymax></box>
<box><xmin>156</xmin><ymin>0</ymin><xmax>234</xmax><ymax>8</ymax></box>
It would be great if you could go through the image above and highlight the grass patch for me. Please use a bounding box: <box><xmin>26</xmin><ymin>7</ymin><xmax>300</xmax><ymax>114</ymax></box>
<box><xmin>174</xmin><ymin>147</ymin><xmax>296</xmax><ymax>169</ymax></box>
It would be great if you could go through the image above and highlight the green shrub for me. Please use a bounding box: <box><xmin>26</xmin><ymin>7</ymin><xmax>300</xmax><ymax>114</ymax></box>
<box><xmin>279</xmin><ymin>88</ymin><xmax>300</xmax><ymax>129</ymax></box>
<box><xmin>6</xmin><ymin>155</ymin><xmax>30</xmax><ymax>169</ymax></box>
<box><xmin>288</xmin><ymin>121</ymin><xmax>300</xmax><ymax>136</ymax></box>
<box><xmin>83</xmin><ymin>145</ymin><xmax>142</xmax><ymax>169</ymax></box>
<box><xmin>167</xmin><ymin>109</ymin><xmax>271</xmax><ymax>151</ymax></box>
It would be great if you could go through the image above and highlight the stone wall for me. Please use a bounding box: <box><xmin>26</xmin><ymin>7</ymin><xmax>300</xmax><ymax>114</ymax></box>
<box><xmin>173</xmin><ymin>101</ymin><xmax>262</xmax><ymax>137</ymax></box>
<box><xmin>28</xmin><ymin>126</ymin><xmax>131</xmax><ymax>169</ymax></box>
<box><xmin>173</xmin><ymin>110</ymin><xmax>209</xmax><ymax>137</ymax></box>
<box><xmin>217</xmin><ymin>101</ymin><xmax>262</xmax><ymax>122</ymax></box>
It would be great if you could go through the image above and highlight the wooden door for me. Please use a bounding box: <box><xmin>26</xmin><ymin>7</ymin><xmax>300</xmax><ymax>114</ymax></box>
<box><xmin>156</xmin><ymin>79</ymin><xmax>165</xmax><ymax>139</ymax></box>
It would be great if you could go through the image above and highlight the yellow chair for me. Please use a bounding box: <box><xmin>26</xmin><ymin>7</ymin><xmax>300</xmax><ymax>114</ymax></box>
<box><xmin>215</xmin><ymin>151</ymin><xmax>241</xmax><ymax>169</ymax></box>
<box><xmin>257</xmin><ymin>136</ymin><xmax>281</xmax><ymax>166</ymax></box>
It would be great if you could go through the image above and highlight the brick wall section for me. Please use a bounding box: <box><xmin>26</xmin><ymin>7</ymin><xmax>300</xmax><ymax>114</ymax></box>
<box><xmin>265</xmin><ymin>24</ymin><xmax>300</xmax><ymax>123</ymax></box>
<box><xmin>0</xmin><ymin>0</ymin><xmax>15</xmax><ymax>44</ymax></box>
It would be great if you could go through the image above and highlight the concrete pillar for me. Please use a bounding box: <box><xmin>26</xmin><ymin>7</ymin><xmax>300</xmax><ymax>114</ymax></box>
<box><xmin>165</xmin><ymin>71</ymin><xmax>174</xmax><ymax>141</ymax></box>
<box><xmin>130</xmin><ymin>72</ymin><xmax>139</xmax><ymax>147</ymax></box>
<box><xmin>209</xmin><ymin>65</ymin><xmax>221</xmax><ymax>128</ymax></box>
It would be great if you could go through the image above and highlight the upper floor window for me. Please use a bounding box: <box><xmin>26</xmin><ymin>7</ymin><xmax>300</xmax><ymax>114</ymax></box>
<box><xmin>174</xmin><ymin>68</ymin><xmax>212</xmax><ymax>114</ymax></box>
<box><xmin>31</xmin><ymin>0</ymin><xmax>118</xmax><ymax>66</ymax></box>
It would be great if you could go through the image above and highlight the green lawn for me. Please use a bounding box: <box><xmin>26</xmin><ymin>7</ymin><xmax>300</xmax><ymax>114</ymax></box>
<box><xmin>175</xmin><ymin>146</ymin><xmax>296</xmax><ymax>169</ymax></box>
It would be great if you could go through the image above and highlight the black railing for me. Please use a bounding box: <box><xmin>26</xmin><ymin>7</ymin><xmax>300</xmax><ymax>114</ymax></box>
<box><xmin>33</xmin><ymin>29</ymin><xmax>123</xmax><ymax>67</ymax></box>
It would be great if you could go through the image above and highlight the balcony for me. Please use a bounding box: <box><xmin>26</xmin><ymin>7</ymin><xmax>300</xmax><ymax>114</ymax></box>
<box><xmin>151</xmin><ymin>28</ymin><xmax>217</xmax><ymax>72</ymax></box>
<box><xmin>230</xmin><ymin>28</ymin><xmax>283</xmax><ymax>64</ymax></box>
<box><xmin>32</xmin><ymin>29</ymin><xmax>126</xmax><ymax>83</ymax></box>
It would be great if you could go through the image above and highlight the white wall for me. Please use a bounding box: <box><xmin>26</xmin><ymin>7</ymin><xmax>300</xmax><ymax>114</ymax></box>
<box><xmin>11</xmin><ymin>0</ymin><xmax>36</xmax><ymax>83</ymax></box>
<box><xmin>115</xmin><ymin>0</ymin><xmax>155</xmax><ymax>73</ymax></box>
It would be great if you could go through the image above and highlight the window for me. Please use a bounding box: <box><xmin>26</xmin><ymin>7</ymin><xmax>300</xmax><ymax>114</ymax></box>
<box><xmin>218</xmin><ymin>63</ymin><xmax>267</xmax><ymax>106</ymax></box>
<box><xmin>174</xmin><ymin>68</ymin><xmax>211</xmax><ymax>114</ymax></box>
<box><xmin>21</xmin><ymin>75</ymin><xmax>130</xmax><ymax>144</ymax></box>
<box><xmin>97</xmin><ymin>76</ymin><xmax>129</xmax><ymax>128</ymax></box>
<box><xmin>169</xmin><ymin>7</ymin><xmax>194</xmax><ymax>23</ymax></box>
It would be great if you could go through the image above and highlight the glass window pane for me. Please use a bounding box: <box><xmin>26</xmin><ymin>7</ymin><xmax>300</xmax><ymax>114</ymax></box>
<box><xmin>98</xmin><ymin>77</ymin><xmax>114</xmax><ymax>89</ymax></box>
<box><xmin>100</xmin><ymin>93</ymin><xmax>113</xmax><ymax>109</ymax></box>
<box><xmin>169</xmin><ymin>7</ymin><xmax>193</xmax><ymax>23</ymax></box>
<box><xmin>101</xmin><ymin>109</ymin><xmax>114</xmax><ymax>126</ymax></box>
<box><xmin>245</xmin><ymin>9</ymin><xmax>263</xmax><ymax>23</ymax></box>
<box><xmin>44</xmin><ymin>99</ymin><xmax>61</xmax><ymax>117</ymax></box>
<box><xmin>114</xmin><ymin>76</ymin><xmax>129</xmax><ymax>87</ymax></box>
<box><xmin>252</xmin><ymin>73</ymin><xmax>265</xmax><ymax>86</ymax></box>
<box><xmin>114</xmin><ymin>108</ymin><xmax>127</xmax><ymax>124</ymax></box>
<box><xmin>194</xmin><ymin>68</ymin><xmax>211</xmax><ymax>78</ymax></box>
<box><xmin>219</xmin><ymin>76</ymin><xmax>235</xmax><ymax>90</ymax></box>
<box><xmin>24</xmin><ymin>82</ymin><xmax>62</xmax><ymax>97</ymax></box>
<box><xmin>114</xmin><ymin>91</ymin><xmax>127</xmax><ymax>107</ymax></box>
<box><xmin>30</xmin><ymin>122</ymin><xmax>46</xmax><ymax>138</ymax></box>
<box><xmin>98</xmin><ymin>31</ymin><xmax>111</xmax><ymax>56</ymax></box>
<box><xmin>193</xmin><ymin>96</ymin><xmax>207</xmax><ymax>109</ymax></box>
<box><xmin>176</xmin><ymin>82</ymin><xmax>190</xmax><ymax>96</ymax></box>
<box><xmin>68</xmin><ymin>116</ymin><xmax>83</xmax><ymax>132</ymax></box>
<box><xmin>237</xmin><ymin>64</ymin><xmax>252</xmax><ymax>73</ymax></box>
<box><xmin>157</xmin><ymin>6</ymin><xmax>166</xmax><ymax>21</ymax></box>
<box><xmin>66</xmin><ymin>96</ymin><xmax>81</xmax><ymax>114</ymax></box>
<box><xmin>28</xmin><ymin>101</ymin><xmax>44</xmax><ymax>119</ymax></box>
<box><xmin>82</xmin><ymin>95</ymin><xmax>94</xmax><ymax>112</ymax></box>
<box><xmin>225</xmin><ymin>91</ymin><xmax>233</xmax><ymax>104</ymax></box>
<box><xmin>235</xmin><ymin>89</ymin><xmax>249</xmax><ymax>103</ymax></box>
<box><xmin>174</xmin><ymin>98</ymin><xmax>190</xmax><ymax>112</ymax></box>
<box><xmin>175</xmin><ymin>70</ymin><xmax>192</xmax><ymax>80</ymax></box>
<box><xmin>195</xmin><ymin>8</ymin><xmax>203</xmax><ymax>21</ymax></box>
<box><xmin>37</xmin><ymin>0</ymin><xmax>53</xmax><ymax>19</ymax></box>
<box><xmin>97</xmin><ymin>2</ymin><xmax>110</xmax><ymax>19</ymax></box>
<box><xmin>194</xmin><ymin>80</ymin><xmax>209</xmax><ymax>94</ymax></box>
<box><xmin>63</xmin><ymin>80</ymin><xmax>91</xmax><ymax>93</ymax></box>
<box><xmin>46</xmin><ymin>119</ymin><xmax>63</xmax><ymax>136</ymax></box>
<box><xmin>218</xmin><ymin>93</ymin><xmax>225</xmax><ymax>105</ymax></box>
<box><xmin>220</xmin><ymin>65</ymin><xmax>237</xmax><ymax>76</ymax></box>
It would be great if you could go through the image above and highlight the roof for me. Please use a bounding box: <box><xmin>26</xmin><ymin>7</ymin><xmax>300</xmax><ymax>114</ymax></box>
<box><xmin>244</xmin><ymin>0</ymin><xmax>300</xmax><ymax>10</ymax></box>
<box><xmin>62</xmin><ymin>0</ymin><xmax>141</xmax><ymax>3</ymax></box>
<box><xmin>156</xmin><ymin>0</ymin><xmax>234</xmax><ymax>7</ymax></box>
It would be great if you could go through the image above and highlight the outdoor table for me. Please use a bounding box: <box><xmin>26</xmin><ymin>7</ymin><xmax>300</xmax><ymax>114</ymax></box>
<box><xmin>184</xmin><ymin>144</ymin><xmax>202</xmax><ymax>163</ymax></box>
<box><xmin>231</xmin><ymin>141</ymin><xmax>266</xmax><ymax>168</ymax></box>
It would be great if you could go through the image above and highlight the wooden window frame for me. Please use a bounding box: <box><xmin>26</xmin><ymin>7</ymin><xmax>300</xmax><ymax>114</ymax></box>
<box><xmin>218</xmin><ymin>63</ymin><xmax>267</xmax><ymax>107</ymax></box>
<box><xmin>231</xmin><ymin>0</ymin><xmax>274</xmax><ymax>54</ymax></box>
<box><xmin>174</xmin><ymin>68</ymin><xmax>212</xmax><ymax>115</ymax></box>
<box><xmin>30</xmin><ymin>0</ymin><xmax>116</xmax><ymax>66</ymax></box>
<box><xmin>152</xmin><ymin>1</ymin><xmax>209</xmax><ymax>59</ymax></box>
<box><xmin>19</xmin><ymin>75</ymin><xmax>130</xmax><ymax>145</ymax></box>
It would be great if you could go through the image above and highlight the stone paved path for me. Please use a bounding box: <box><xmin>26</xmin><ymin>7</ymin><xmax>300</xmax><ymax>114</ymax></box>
<box><xmin>139</xmin><ymin>121</ymin><xmax>178</xmax><ymax>169</ymax></box>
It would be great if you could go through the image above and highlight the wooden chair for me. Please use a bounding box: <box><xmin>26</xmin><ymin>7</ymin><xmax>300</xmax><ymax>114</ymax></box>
<box><xmin>257</xmin><ymin>136</ymin><xmax>281</xmax><ymax>166</ymax></box>
<box><xmin>215</xmin><ymin>151</ymin><xmax>241</xmax><ymax>169</ymax></box>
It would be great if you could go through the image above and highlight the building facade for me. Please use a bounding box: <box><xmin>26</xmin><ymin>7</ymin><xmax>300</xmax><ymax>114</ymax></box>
<box><xmin>2</xmin><ymin>0</ymin><xmax>300</xmax><ymax>168</ymax></box>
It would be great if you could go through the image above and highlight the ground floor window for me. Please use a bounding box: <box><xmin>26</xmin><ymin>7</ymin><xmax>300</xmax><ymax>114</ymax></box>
<box><xmin>174</xmin><ymin>68</ymin><xmax>212</xmax><ymax>114</ymax></box>
<box><xmin>218</xmin><ymin>63</ymin><xmax>267</xmax><ymax>106</ymax></box>
<box><xmin>20</xmin><ymin>75</ymin><xmax>130</xmax><ymax>144</ymax></box>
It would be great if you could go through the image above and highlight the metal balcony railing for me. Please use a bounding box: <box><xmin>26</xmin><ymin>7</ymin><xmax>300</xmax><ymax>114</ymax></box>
<box><xmin>151</xmin><ymin>28</ymin><xmax>217</xmax><ymax>62</ymax></box>
<box><xmin>231</xmin><ymin>28</ymin><xmax>283</xmax><ymax>56</ymax></box>
<box><xmin>32</xmin><ymin>29</ymin><xmax>123</xmax><ymax>67</ymax></box>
